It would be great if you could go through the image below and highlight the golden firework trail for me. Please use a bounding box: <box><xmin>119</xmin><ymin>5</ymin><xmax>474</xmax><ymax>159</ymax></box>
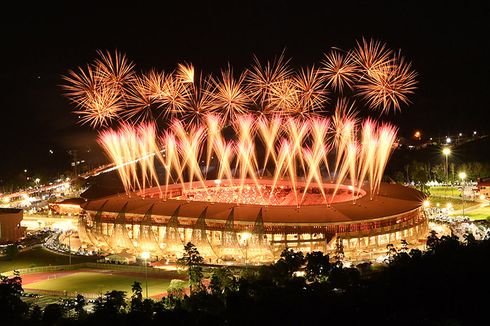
<box><xmin>97</xmin><ymin>113</ymin><xmax>397</xmax><ymax>206</ymax></box>
<box><xmin>66</xmin><ymin>39</ymin><xmax>413</xmax><ymax>205</ymax></box>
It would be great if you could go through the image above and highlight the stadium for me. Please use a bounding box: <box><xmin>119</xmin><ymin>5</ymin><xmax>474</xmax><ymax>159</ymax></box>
<box><xmin>62</xmin><ymin>42</ymin><xmax>423</xmax><ymax>264</ymax></box>
<box><xmin>78</xmin><ymin>179</ymin><xmax>428</xmax><ymax>264</ymax></box>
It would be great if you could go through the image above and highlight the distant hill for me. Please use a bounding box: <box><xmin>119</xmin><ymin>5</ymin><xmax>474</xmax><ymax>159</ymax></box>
<box><xmin>387</xmin><ymin>135</ymin><xmax>490</xmax><ymax>175</ymax></box>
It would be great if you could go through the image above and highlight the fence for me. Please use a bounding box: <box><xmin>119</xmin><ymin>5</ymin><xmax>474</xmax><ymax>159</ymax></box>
<box><xmin>1</xmin><ymin>262</ymin><xmax>186</xmax><ymax>279</ymax></box>
<box><xmin>2</xmin><ymin>263</ymin><xmax>85</xmax><ymax>276</ymax></box>
<box><xmin>23</xmin><ymin>288</ymin><xmax>100</xmax><ymax>299</ymax></box>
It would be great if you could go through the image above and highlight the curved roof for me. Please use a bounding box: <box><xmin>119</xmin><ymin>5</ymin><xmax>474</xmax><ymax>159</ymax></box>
<box><xmin>81</xmin><ymin>183</ymin><xmax>425</xmax><ymax>225</ymax></box>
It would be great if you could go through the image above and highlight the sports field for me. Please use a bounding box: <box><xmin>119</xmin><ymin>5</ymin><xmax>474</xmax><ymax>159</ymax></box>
<box><xmin>0</xmin><ymin>247</ymin><xmax>98</xmax><ymax>273</ymax></box>
<box><xmin>428</xmin><ymin>186</ymin><xmax>459</xmax><ymax>197</ymax></box>
<box><xmin>458</xmin><ymin>205</ymin><xmax>490</xmax><ymax>221</ymax></box>
<box><xmin>428</xmin><ymin>196</ymin><xmax>477</xmax><ymax>212</ymax></box>
<box><xmin>23</xmin><ymin>269</ymin><xmax>175</xmax><ymax>298</ymax></box>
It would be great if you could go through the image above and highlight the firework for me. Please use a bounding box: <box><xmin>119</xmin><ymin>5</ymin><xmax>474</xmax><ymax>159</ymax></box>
<box><xmin>357</xmin><ymin>53</ymin><xmax>418</xmax><ymax>113</ymax></box>
<box><xmin>74</xmin><ymin>85</ymin><xmax>123</xmax><ymax>127</ymax></box>
<box><xmin>96</xmin><ymin>113</ymin><xmax>397</xmax><ymax>207</ymax></box>
<box><xmin>157</xmin><ymin>74</ymin><xmax>189</xmax><ymax>119</ymax></box>
<box><xmin>63</xmin><ymin>39</ymin><xmax>416</xmax><ymax>125</ymax></box>
<box><xmin>124</xmin><ymin>73</ymin><xmax>155</xmax><ymax>122</ymax></box>
<box><xmin>352</xmin><ymin>38</ymin><xmax>393</xmax><ymax>77</ymax></box>
<box><xmin>210</xmin><ymin>65</ymin><xmax>249</xmax><ymax>122</ymax></box>
<box><xmin>294</xmin><ymin>66</ymin><xmax>329</xmax><ymax>113</ymax></box>
<box><xmin>62</xmin><ymin>64</ymin><xmax>99</xmax><ymax>105</ymax></box>
<box><xmin>66</xmin><ymin>39</ymin><xmax>415</xmax><ymax>204</ymax></box>
<box><xmin>321</xmin><ymin>49</ymin><xmax>358</xmax><ymax>93</ymax></box>
<box><xmin>176</xmin><ymin>63</ymin><xmax>195</xmax><ymax>84</ymax></box>
<box><xmin>181</xmin><ymin>73</ymin><xmax>214</xmax><ymax>124</ymax></box>
<box><xmin>94</xmin><ymin>50</ymin><xmax>136</xmax><ymax>91</ymax></box>
<box><xmin>246</xmin><ymin>52</ymin><xmax>292</xmax><ymax>111</ymax></box>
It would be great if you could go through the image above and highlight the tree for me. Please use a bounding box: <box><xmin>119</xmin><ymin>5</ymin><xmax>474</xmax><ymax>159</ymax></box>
<box><xmin>431</xmin><ymin>164</ymin><xmax>445</xmax><ymax>182</ymax></box>
<box><xmin>178</xmin><ymin>242</ymin><xmax>205</xmax><ymax>266</ymax></box>
<box><xmin>329</xmin><ymin>267</ymin><xmax>360</xmax><ymax>289</ymax></box>
<box><xmin>74</xmin><ymin>293</ymin><xmax>86</xmax><ymax>318</ymax></box>
<box><xmin>463</xmin><ymin>232</ymin><xmax>476</xmax><ymax>246</ymax></box>
<box><xmin>29</xmin><ymin>305</ymin><xmax>42</xmax><ymax>323</ymax></box>
<box><xmin>450</xmin><ymin>162</ymin><xmax>455</xmax><ymax>184</ymax></box>
<box><xmin>394</xmin><ymin>171</ymin><xmax>405</xmax><ymax>184</ymax></box>
<box><xmin>210</xmin><ymin>267</ymin><xmax>237</xmax><ymax>295</ymax></box>
<box><xmin>413</xmin><ymin>169</ymin><xmax>429</xmax><ymax>192</ymax></box>
<box><xmin>165</xmin><ymin>279</ymin><xmax>186</xmax><ymax>310</ymax></box>
<box><xmin>0</xmin><ymin>271</ymin><xmax>27</xmax><ymax>323</ymax></box>
<box><xmin>94</xmin><ymin>290</ymin><xmax>127</xmax><ymax>316</ymax></box>
<box><xmin>426</xmin><ymin>230</ymin><xmax>439</xmax><ymax>252</ymax></box>
<box><xmin>177</xmin><ymin>242</ymin><xmax>205</xmax><ymax>293</ymax></box>
<box><xmin>277</xmin><ymin>248</ymin><xmax>305</xmax><ymax>276</ymax></box>
<box><xmin>408</xmin><ymin>248</ymin><xmax>423</xmax><ymax>260</ymax></box>
<box><xmin>386</xmin><ymin>243</ymin><xmax>397</xmax><ymax>263</ymax></box>
<box><xmin>400</xmin><ymin>239</ymin><xmax>409</xmax><ymax>253</ymax></box>
<box><xmin>43</xmin><ymin>304</ymin><xmax>65</xmax><ymax>324</ymax></box>
<box><xmin>5</xmin><ymin>244</ymin><xmax>19</xmax><ymax>260</ymax></box>
<box><xmin>305</xmin><ymin>251</ymin><xmax>330</xmax><ymax>283</ymax></box>
<box><xmin>130</xmin><ymin>281</ymin><xmax>143</xmax><ymax>312</ymax></box>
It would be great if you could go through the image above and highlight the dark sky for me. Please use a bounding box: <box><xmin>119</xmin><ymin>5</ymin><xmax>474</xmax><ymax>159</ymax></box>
<box><xmin>1</xmin><ymin>1</ymin><xmax>489</xmax><ymax>183</ymax></box>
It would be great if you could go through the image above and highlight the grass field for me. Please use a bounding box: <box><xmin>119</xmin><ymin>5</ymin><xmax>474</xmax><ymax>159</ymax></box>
<box><xmin>428</xmin><ymin>196</ymin><xmax>477</xmax><ymax>211</ymax></box>
<box><xmin>428</xmin><ymin>186</ymin><xmax>460</xmax><ymax>197</ymax></box>
<box><xmin>24</xmin><ymin>270</ymin><xmax>173</xmax><ymax>298</ymax></box>
<box><xmin>459</xmin><ymin>205</ymin><xmax>490</xmax><ymax>221</ymax></box>
<box><xmin>0</xmin><ymin>247</ymin><xmax>98</xmax><ymax>273</ymax></box>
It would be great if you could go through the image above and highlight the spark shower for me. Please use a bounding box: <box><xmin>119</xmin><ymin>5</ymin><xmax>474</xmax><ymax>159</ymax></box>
<box><xmin>62</xmin><ymin>38</ymin><xmax>417</xmax><ymax>206</ymax></box>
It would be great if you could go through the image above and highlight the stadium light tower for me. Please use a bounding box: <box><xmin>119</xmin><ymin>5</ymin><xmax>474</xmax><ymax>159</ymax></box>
<box><xmin>459</xmin><ymin>172</ymin><xmax>466</xmax><ymax>217</ymax></box>
<box><xmin>141</xmin><ymin>251</ymin><xmax>150</xmax><ymax>298</ymax></box>
<box><xmin>442</xmin><ymin>147</ymin><xmax>451</xmax><ymax>185</ymax></box>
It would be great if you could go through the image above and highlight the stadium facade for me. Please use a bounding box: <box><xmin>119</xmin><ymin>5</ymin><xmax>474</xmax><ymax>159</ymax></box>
<box><xmin>78</xmin><ymin>179</ymin><xmax>428</xmax><ymax>263</ymax></box>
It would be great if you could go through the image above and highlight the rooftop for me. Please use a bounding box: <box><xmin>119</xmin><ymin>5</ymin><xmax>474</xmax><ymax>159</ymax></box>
<box><xmin>82</xmin><ymin>183</ymin><xmax>425</xmax><ymax>225</ymax></box>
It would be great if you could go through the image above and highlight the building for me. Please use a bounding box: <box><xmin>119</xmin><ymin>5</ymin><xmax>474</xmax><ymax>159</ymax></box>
<box><xmin>49</xmin><ymin>198</ymin><xmax>86</xmax><ymax>215</ymax></box>
<box><xmin>477</xmin><ymin>177</ymin><xmax>490</xmax><ymax>199</ymax></box>
<box><xmin>0</xmin><ymin>208</ymin><xmax>26</xmax><ymax>243</ymax></box>
<box><xmin>79</xmin><ymin>180</ymin><xmax>428</xmax><ymax>264</ymax></box>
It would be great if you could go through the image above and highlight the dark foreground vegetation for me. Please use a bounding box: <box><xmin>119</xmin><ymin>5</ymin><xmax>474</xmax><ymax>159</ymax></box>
<box><xmin>2</xmin><ymin>233</ymin><xmax>489</xmax><ymax>326</ymax></box>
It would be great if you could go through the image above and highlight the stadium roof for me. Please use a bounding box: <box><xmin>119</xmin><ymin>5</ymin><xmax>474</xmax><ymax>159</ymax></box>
<box><xmin>82</xmin><ymin>183</ymin><xmax>424</xmax><ymax>225</ymax></box>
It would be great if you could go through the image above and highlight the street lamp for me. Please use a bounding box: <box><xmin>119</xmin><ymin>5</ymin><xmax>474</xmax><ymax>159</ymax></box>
<box><xmin>459</xmin><ymin>172</ymin><xmax>466</xmax><ymax>217</ymax></box>
<box><xmin>141</xmin><ymin>251</ymin><xmax>150</xmax><ymax>298</ymax></box>
<box><xmin>414</xmin><ymin>131</ymin><xmax>421</xmax><ymax>140</ymax></box>
<box><xmin>442</xmin><ymin>147</ymin><xmax>451</xmax><ymax>186</ymax></box>
<box><xmin>68</xmin><ymin>231</ymin><xmax>72</xmax><ymax>265</ymax></box>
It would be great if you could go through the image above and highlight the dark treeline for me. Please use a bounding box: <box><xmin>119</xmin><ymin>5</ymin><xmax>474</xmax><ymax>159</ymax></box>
<box><xmin>386</xmin><ymin>137</ymin><xmax>490</xmax><ymax>186</ymax></box>
<box><xmin>2</xmin><ymin>234</ymin><xmax>489</xmax><ymax>326</ymax></box>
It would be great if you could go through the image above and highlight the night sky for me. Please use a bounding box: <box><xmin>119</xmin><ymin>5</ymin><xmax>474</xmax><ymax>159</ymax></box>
<box><xmin>1</xmin><ymin>1</ymin><xmax>489</xmax><ymax>184</ymax></box>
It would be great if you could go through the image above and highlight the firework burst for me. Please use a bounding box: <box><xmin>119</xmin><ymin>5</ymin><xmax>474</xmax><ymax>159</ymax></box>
<box><xmin>124</xmin><ymin>73</ymin><xmax>156</xmax><ymax>122</ymax></box>
<box><xmin>210</xmin><ymin>65</ymin><xmax>250</xmax><ymax>122</ymax></box>
<box><xmin>321</xmin><ymin>49</ymin><xmax>358</xmax><ymax>93</ymax></box>
<box><xmin>181</xmin><ymin>74</ymin><xmax>214</xmax><ymax>125</ymax></box>
<box><xmin>293</xmin><ymin>66</ymin><xmax>328</xmax><ymax>115</ymax></box>
<box><xmin>352</xmin><ymin>38</ymin><xmax>393</xmax><ymax>77</ymax></box>
<box><xmin>246</xmin><ymin>52</ymin><xmax>292</xmax><ymax>112</ymax></box>
<box><xmin>74</xmin><ymin>85</ymin><xmax>123</xmax><ymax>127</ymax></box>
<box><xmin>357</xmin><ymin>53</ymin><xmax>418</xmax><ymax>113</ymax></box>
<box><xmin>63</xmin><ymin>39</ymin><xmax>416</xmax><ymax>127</ymax></box>
<box><xmin>177</xmin><ymin>63</ymin><xmax>195</xmax><ymax>84</ymax></box>
<box><xmin>94</xmin><ymin>50</ymin><xmax>136</xmax><ymax>91</ymax></box>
